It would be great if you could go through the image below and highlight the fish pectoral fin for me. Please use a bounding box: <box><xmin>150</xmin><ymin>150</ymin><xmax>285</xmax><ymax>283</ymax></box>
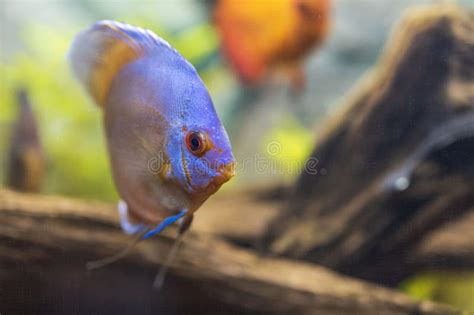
<box><xmin>152</xmin><ymin>213</ymin><xmax>192</xmax><ymax>290</ymax></box>
<box><xmin>178</xmin><ymin>214</ymin><xmax>194</xmax><ymax>235</ymax></box>
<box><xmin>118</xmin><ymin>200</ymin><xmax>146</xmax><ymax>235</ymax></box>
<box><xmin>141</xmin><ymin>210</ymin><xmax>188</xmax><ymax>240</ymax></box>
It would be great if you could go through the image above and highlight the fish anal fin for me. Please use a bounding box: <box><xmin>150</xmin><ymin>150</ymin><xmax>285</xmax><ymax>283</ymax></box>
<box><xmin>118</xmin><ymin>200</ymin><xmax>145</xmax><ymax>235</ymax></box>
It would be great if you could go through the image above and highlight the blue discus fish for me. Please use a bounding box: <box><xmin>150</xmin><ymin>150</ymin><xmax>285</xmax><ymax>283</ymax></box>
<box><xmin>69</xmin><ymin>21</ymin><xmax>235</xmax><ymax>239</ymax></box>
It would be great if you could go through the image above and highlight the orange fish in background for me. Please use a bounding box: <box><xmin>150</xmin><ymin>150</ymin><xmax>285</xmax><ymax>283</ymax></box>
<box><xmin>214</xmin><ymin>0</ymin><xmax>331</xmax><ymax>88</ymax></box>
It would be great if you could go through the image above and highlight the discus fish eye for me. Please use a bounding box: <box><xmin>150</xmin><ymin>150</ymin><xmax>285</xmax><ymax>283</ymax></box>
<box><xmin>185</xmin><ymin>131</ymin><xmax>208</xmax><ymax>156</ymax></box>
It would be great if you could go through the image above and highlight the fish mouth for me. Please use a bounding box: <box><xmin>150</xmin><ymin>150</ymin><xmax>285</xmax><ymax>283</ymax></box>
<box><xmin>204</xmin><ymin>161</ymin><xmax>236</xmax><ymax>193</ymax></box>
<box><xmin>213</xmin><ymin>161</ymin><xmax>236</xmax><ymax>186</ymax></box>
<box><xmin>180</xmin><ymin>159</ymin><xmax>236</xmax><ymax>196</ymax></box>
<box><xmin>194</xmin><ymin>161</ymin><xmax>236</xmax><ymax>195</ymax></box>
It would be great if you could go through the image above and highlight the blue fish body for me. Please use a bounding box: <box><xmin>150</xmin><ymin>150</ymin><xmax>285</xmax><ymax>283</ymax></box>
<box><xmin>69</xmin><ymin>21</ymin><xmax>235</xmax><ymax>235</ymax></box>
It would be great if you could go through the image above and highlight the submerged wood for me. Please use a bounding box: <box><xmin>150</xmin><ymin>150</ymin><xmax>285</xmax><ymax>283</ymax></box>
<box><xmin>197</xmin><ymin>186</ymin><xmax>474</xmax><ymax>274</ymax></box>
<box><xmin>5</xmin><ymin>88</ymin><xmax>45</xmax><ymax>192</ymax></box>
<box><xmin>262</xmin><ymin>4</ymin><xmax>474</xmax><ymax>286</ymax></box>
<box><xmin>412</xmin><ymin>210</ymin><xmax>474</xmax><ymax>271</ymax></box>
<box><xmin>0</xmin><ymin>189</ymin><xmax>454</xmax><ymax>315</ymax></box>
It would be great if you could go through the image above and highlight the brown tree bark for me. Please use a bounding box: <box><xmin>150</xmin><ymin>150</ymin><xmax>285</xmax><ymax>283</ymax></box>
<box><xmin>196</xmin><ymin>187</ymin><xmax>474</xmax><ymax>274</ymax></box>
<box><xmin>262</xmin><ymin>4</ymin><xmax>474</xmax><ymax>286</ymax></box>
<box><xmin>0</xmin><ymin>189</ymin><xmax>454</xmax><ymax>315</ymax></box>
<box><xmin>412</xmin><ymin>210</ymin><xmax>474</xmax><ymax>271</ymax></box>
<box><xmin>5</xmin><ymin>88</ymin><xmax>45</xmax><ymax>192</ymax></box>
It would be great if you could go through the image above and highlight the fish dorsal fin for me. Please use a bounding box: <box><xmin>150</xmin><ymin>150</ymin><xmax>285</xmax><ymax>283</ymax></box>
<box><xmin>68</xmin><ymin>20</ymin><xmax>174</xmax><ymax>107</ymax></box>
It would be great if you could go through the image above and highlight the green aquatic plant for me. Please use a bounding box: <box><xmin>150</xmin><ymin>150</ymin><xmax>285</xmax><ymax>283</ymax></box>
<box><xmin>401</xmin><ymin>271</ymin><xmax>474</xmax><ymax>312</ymax></box>
<box><xmin>262</xmin><ymin>116</ymin><xmax>314</xmax><ymax>180</ymax></box>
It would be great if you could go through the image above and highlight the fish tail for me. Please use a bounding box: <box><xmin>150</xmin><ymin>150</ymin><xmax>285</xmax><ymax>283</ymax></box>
<box><xmin>68</xmin><ymin>20</ymin><xmax>174</xmax><ymax>107</ymax></box>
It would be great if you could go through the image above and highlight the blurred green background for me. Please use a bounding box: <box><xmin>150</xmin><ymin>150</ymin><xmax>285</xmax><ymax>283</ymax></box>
<box><xmin>1</xmin><ymin>0</ymin><xmax>473</xmax><ymax>311</ymax></box>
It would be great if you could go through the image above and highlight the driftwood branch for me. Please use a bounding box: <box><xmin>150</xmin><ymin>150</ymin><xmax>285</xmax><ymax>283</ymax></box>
<box><xmin>193</xmin><ymin>185</ymin><xmax>285</xmax><ymax>246</ymax></box>
<box><xmin>0</xmin><ymin>189</ymin><xmax>454</xmax><ymax>315</ymax></box>
<box><xmin>412</xmin><ymin>210</ymin><xmax>474</xmax><ymax>270</ymax></box>
<box><xmin>261</xmin><ymin>4</ymin><xmax>474</xmax><ymax>286</ymax></box>
<box><xmin>5</xmin><ymin>88</ymin><xmax>45</xmax><ymax>193</ymax></box>
<box><xmin>198</xmin><ymin>186</ymin><xmax>474</xmax><ymax>274</ymax></box>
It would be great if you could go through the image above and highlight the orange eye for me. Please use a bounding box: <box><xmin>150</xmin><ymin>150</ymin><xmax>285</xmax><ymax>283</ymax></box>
<box><xmin>185</xmin><ymin>131</ymin><xmax>208</xmax><ymax>156</ymax></box>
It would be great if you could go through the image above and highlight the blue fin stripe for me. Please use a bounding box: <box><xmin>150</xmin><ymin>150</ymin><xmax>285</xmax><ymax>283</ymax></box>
<box><xmin>141</xmin><ymin>210</ymin><xmax>188</xmax><ymax>240</ymax></box>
